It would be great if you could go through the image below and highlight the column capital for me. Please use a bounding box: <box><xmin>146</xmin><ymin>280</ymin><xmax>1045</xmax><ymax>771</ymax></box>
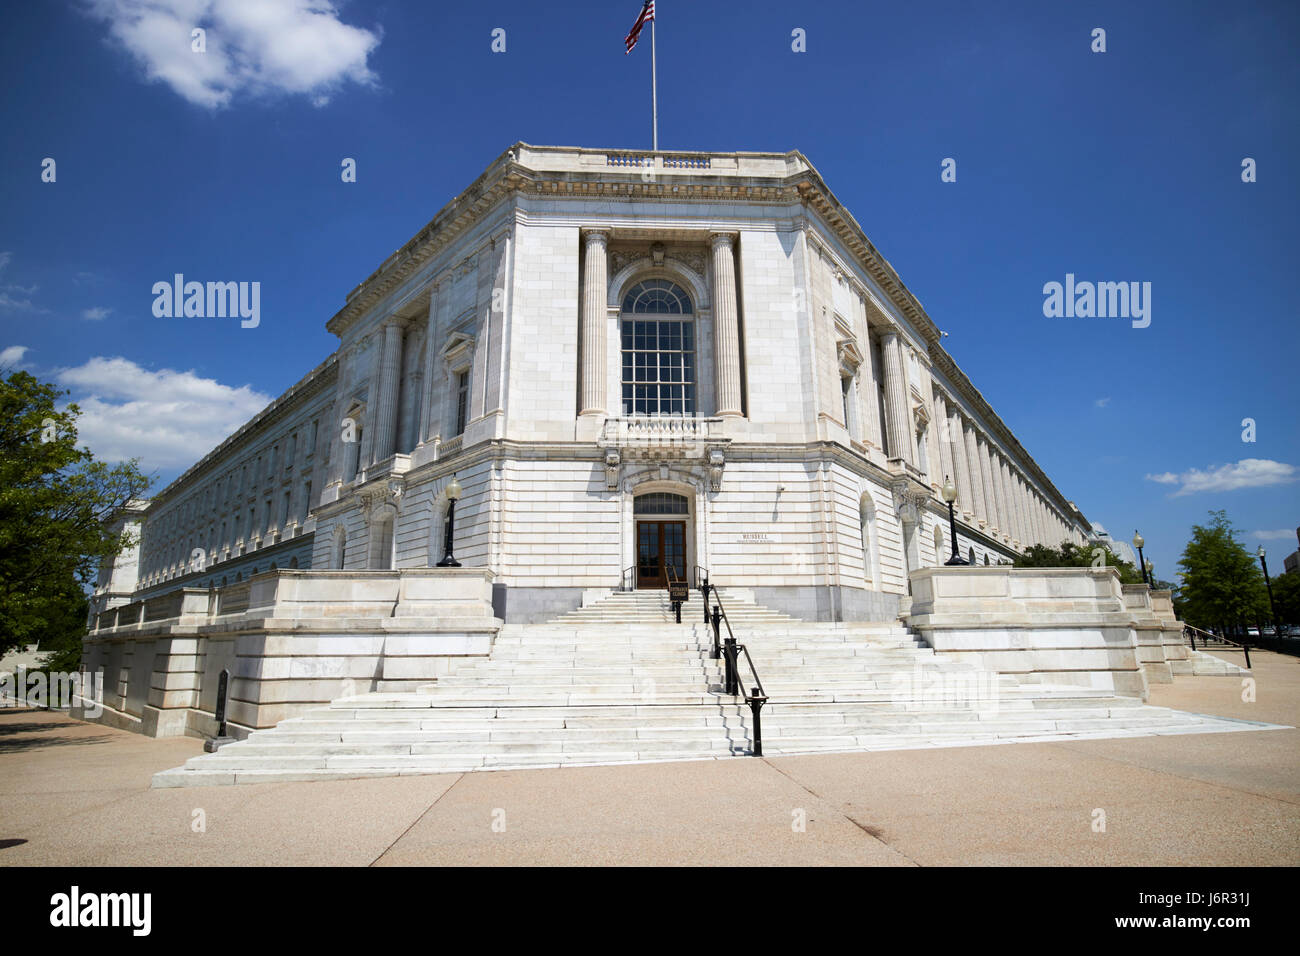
<box><xmin>582</xmin><ymin>228</ymin><xmax>611</xmax><ymax>246</ymax></box>
<box><xmin>709</xmin><ymin>231</ymin><xmax>737</xmax><ymax>251</ymax></box>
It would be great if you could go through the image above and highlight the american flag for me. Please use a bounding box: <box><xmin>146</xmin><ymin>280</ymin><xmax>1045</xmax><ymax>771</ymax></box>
<box><xmin>625</xmin><ymin>0</ymin><xmax>655</xmax><ymax>54</ymax></box>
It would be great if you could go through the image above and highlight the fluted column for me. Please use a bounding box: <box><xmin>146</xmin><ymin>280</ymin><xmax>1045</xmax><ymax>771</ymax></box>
<box><xmin>951</xmin><ymin>409</ymin><xmax>975</xmax><ymax>520</ymax></box>
<box><xmin>418</xmin><ymin>280</ymin><xmax>442</xmax><ymax>444</ymax></box>
<box><xmin>1004</xmin><ymin>460</ymin><xmax>1021</xmax><ymax>546</ymax></box>
<box><xmin>1012</xmin><ymin>472</ymin><xmax>1029</xmax><ymax>548</ymax></box>
<box><xmin>580</xmin><ymin>229</ymin><xmax>610</xmax><ymax>418</ymax></box>
<box><xmin>994</xmin><ymin>454</ymin><xmax>1014</xmax><ymax>544</ymax></box>
<box><xmin>880</xmin><ymin>330</ymin><xmax>916</xmax><ymax>465</ymax></box>
<box><xmin>710</xmin><ymin>233</ymin><xmax>743</xmax><ymax>417</ymax></box>
<box><xmin>965</xmin><ymin>422</ymin><xmax>989</xmax><ymax>528</ymax></box>
<box><xmin>371</xmin><ymin>319</ymin><xmax>405</xmax><ymax>464</ymax></box>
<box><xmin>976</xmin><ymin>436</ymin><xmax>999</xmax><ymax>534</ymax></box>
<box><xmin>1001</xmin><ymin>460</ymin><xmax>1019</xmax><ymax>545</ymax></box>
<box><xmin>933</xmin><ymin>392</ymin><xmax>956</xmax><ymax>497</ymax></box>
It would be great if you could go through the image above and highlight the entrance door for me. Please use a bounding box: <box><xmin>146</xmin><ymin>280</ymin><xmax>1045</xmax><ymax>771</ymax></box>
<box><xmin>636</xmin><ymin>521</ymin><xmax>686</xmax><ymax>588</ymax></box>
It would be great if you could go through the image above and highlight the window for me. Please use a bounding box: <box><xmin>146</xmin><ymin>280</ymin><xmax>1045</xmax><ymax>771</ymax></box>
<box><xmin>634</xmin><ymin>492</ymin><xmax>689</xmax><ymax>515</ymax></box>
<box><xmin>621</xmin><ymin>280</ymin><xmax>696</xmax><ymax>417</ymax></box>
<box><xmin>301</xmin><ymin>480</ymin><xmax>312</xmax><ymax>521</ymax></box>
<box><xmin>455</xmin><ymin>370</ymin><xmax>470</xmax><ymax>435</ymax></box>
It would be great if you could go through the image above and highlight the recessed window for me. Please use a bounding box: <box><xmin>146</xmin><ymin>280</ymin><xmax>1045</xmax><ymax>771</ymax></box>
<box><xmin>455</xmin><ymin>370</ymin><xmax>470</xmax><ymax>435</ymax></box>
<box><xmin>621</xmin><ymin>280</ymin><xmax>696</xmax><ymax>417</ymax></box>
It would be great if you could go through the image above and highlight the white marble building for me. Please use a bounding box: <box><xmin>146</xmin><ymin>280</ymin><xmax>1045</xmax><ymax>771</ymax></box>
<box><xmin>94</xmin><ymin>144</ymin><xmax>1092</xmax><ymax>627</ymax></box>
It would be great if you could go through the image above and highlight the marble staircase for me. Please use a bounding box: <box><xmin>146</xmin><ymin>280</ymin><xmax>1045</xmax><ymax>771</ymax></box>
<box><xmin>153</xmin><ymin>590</ymin><xmax>1283</xmax><ymax>787</ymax></box>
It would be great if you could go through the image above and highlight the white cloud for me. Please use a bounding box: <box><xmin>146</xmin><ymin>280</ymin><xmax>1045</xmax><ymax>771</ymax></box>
<box><xmin>56</xmin><ymin>355</ymin><xmax>271</xmax><ymax>470</ymax></box>
<box><xmin>1145</xmin><ymin>459</ymin><xmax>1299</xmax><ymax>497</ymax></box>
<box><xmin>82</xmin><ymin>306</ymin><xmax>114</xmax><ymax>320</ymax></box>
<box><xmin>1</xmin><ymin>345</ymin><xmax>30</xmax><ymax>366</ymax></box>
<box><xmin>86</xmin><ymin>0</ymin><xmax>381</xmax><ymax>109</ymax></box>
<box><xmin>1249</xmin><ymin>529</ymin><xmax>1298</xmax><ymax>540</ymax></box>
<box><xmin>1094</xmin><ymin>397</ymin><xmax>1111</xmax><ymax>408</ymax></box>
<box><xmin>0</xmin><ymin>252</ymin><xmax>11</xmax><ymax>271</ymax></box>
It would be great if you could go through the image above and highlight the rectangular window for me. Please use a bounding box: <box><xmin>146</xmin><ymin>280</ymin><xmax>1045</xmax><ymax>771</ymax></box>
<box><xmin>301</xmin><ymin>480</ymin><xmax>312</xmax><ymax>521</ymax></box>
<box><xmin>281</xmin><ymin>490</ymin><xmax>291</xmax><ymax>527</ymax></box>
<box><xmin>455</xmin><ymin>370</ymin><xmax>469</xmax><ymax>435</ymax></box>
<box><xmin>621</xmin><ymin>319</ymin><xmax>696</xmax><ymax>416</ymax></box>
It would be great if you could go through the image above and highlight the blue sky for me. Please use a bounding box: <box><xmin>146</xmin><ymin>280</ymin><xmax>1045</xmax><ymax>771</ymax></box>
<box><xmin>1</xmin><ymin>0</ymin><xmax>1297</xmax><ymax>579</ymax></box>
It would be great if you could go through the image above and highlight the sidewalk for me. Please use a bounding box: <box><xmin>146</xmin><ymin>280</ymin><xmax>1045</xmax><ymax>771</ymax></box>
<box><xmin>2</xmin><ymin>650</ymin><xmax>1296</xmax><ymax>866</ymax></box>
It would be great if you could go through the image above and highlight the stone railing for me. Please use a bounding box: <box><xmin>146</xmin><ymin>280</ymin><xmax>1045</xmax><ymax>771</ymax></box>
<box><xmin>606</xmin><ymin>153</ymin><xmax>712</xmax><ymax>170</ymax></box>
<box><xmin>601</xmin><ymin>416</ymin><xmax>722</xmax><ymax>446</ymax></box>
<box><xmin>436</xmin><ymin>435</ymin><xmax>463</xmax><ymax>460</ymax></box>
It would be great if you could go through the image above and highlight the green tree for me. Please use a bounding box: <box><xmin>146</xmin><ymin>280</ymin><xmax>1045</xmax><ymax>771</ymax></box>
<box><xmin>1014</xmin><ymin>540</ymin><xmax>1145</xmax><ymax>584</ymax></box>
<box><xmin>1268</xmin><ymin>571</ymin><xmax>1300</xmax><ymax>628</ymax></box>
<box><xmin>0</xmin><ymin>369</ymin><xmax>152</xmax><ymax>662</ymax></box>
<box><xmin>1175</xmin><ymin>510</ymin><xmax>1268</xmax><ymax>633</ymax></box>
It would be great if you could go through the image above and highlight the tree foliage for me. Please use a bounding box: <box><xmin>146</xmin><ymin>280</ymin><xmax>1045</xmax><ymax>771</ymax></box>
<box><xmin>1266</xmin><ymin>569</ymin><xmax>1300</xmax><ymax>627</ymax></box>
<box><xmin>1175</xmin><ymin>510</ymin><xmax>1269</xmax><ymax>631</ymax></box>
<box><xmin>1013</xmin><ymin>540</ymin><xmax>1146</xmax><ymax>584</ymax></box>
<box><xmin>0</xmin><ymin>369</ymin><xmax>152</xmax><ymax>661</ymax></box>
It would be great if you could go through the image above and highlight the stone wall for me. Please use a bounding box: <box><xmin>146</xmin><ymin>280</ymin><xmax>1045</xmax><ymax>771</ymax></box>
<box><xmin>75</xmin><ymin>569</ymin><xmax>501</xmax><ymax>738</ymax></box>
<box><xmin>907</xmin><ymin>566</ymin><xmax>1150</xmax><ymax>698</ymax></box>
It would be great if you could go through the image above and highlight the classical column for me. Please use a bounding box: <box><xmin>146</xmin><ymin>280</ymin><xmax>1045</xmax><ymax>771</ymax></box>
<box><xmin>857</xmin><ymin>304</ymin><xmax>883</xmax><ymax>448</ymax></box>
<box><xmin>1000</xmin><ymin>459</ymin><xmax>1018</xmax><ymax>545</ymax></box>
<box><xmin>933</xmin><ymin>391</ymin><xmax>957</xmax><ymax>498</ymax></box>
<box><xmin>580</xmin><ymin>229</ymin><xmax>610</xmax><ymax>418</ymax></box>
<box><xmin>1012</xmin><ymin>472</ymin><xmax>1029</xmax><ymax>548</ymax></box>
<box><xmin>417</xmin><ymin>280</ymin><xmax>442</xmax><ymax>445</ymax></box>
<box><xmin>994</xmin><ymin>455</ymin><xmax>1014</xmax><ymax>544</ymax></box>
<box><xmin>976</xmin><ymin>436</ymin><xmax>999</xmax><ymax>534</ymax></box>
<box><xmin>964</xmin><ymin>421</ymin><xmax>989</xmax><ymax>528</ymax></box>
<box><xmin>371</xmin><ymin>319</ymin><xmax>405</xmax><ymax>464</ymax></box>
<box><xmin>710</xmin><ymin>232</ymin><xmax>743</xmax><ymax>417</ymax></box>
<box><xmin>951</xmin><ymin>408</ymin><xmax>975</xmax><ymax>521</ymax></box>
<box><xmin>880</xmin><ymin>330</ymin><xmax>916</xmax><ymax>465</ymax></box>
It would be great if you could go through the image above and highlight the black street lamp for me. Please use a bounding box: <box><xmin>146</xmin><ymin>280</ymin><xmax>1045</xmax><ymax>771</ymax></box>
<box><xmin>1133</xmin><ymin>530</ymin><xmax>1149</xmax><ymax>586</ymax></box>
<box><xmin>1145</xmin><ymin>560</ymin><xmax>1155</xmax><ymax>587</ymax></box>
<box><xmin>436</xmin><ymin>474</ymin><xmax>463</xmax><ymax>568</ymax></box>
<box><xmin>1258</xmin><ymin>545</ymin><xmax>1277</xmax><ymax>633</ymax></box>
<box><xmin>942</xmin><ymin>477</ymin><xmax>968</xmax><ymax>565</ymax></box>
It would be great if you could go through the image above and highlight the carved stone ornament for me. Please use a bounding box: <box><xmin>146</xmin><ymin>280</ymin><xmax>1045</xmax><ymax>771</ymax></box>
<box><xmin>604</xmin><ymin>448</ymin><xmax>621</xmax><ymax>491</ymax></box>
<box><xmin>708</xmin><ymin>447</ymin><xmax>726</xmax><ymax>492</ymax></box>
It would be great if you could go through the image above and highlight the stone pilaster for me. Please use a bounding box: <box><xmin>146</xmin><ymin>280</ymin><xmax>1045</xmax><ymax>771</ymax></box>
<box><xmin>710</xmin><ymin>232</ymin><xmax>743</xmax><ymax>417</ymax></box>
<box><xmin>371</xmin><ymin>319</ymin><xmax>406</xmax><ymax>464</ymax></box>
<box><xmin>880</xmin><ymin>330</ymin><xmax>915</xmax><ymax>465</ymax></box>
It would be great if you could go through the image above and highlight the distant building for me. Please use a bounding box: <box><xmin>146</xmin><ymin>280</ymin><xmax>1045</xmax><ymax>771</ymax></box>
<box><xmin>1089</xmin><ymin>523</ymin><xmax>1138</xmax><ymax>566</ymax></box>
<box><xmin>1282</xmin><ymin>527</ymin><xmax>1300</xmax><ymax>576</ymax></box>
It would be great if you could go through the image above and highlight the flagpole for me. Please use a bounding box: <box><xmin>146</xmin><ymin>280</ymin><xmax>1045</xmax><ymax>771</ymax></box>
<box><xmin>650</xmin><ymin>14</ymin><xmax>658</xmax><ymax>151</ymax></box>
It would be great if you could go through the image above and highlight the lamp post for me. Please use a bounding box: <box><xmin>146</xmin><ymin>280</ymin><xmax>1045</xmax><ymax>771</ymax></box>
<box><xmin>1133</xmin><ymin>531</ymin><xmax>1148</xmax><ymax>586</ymax></box>
<box><xmin>1145</xmin><ymin>560</ymin><xmax>1154</xmax><ymax>587</ymax></box>
<box><xmin>1258</xmin><ymin>546</ymin><xmax>1277</xmax><ymax>635</ymax></box>
<box><xmin>436</xmin><ymin>474</ymin><xmax>463</xmax><ymax>568</ymax></box>
<box><xmin>942</xmin><ymin>477</ymin><xmax>968</xmax><ymax>565</ymax></box>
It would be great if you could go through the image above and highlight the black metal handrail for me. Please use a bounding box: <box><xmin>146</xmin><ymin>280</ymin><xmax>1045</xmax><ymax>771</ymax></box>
<box><xmin>696</xmin><ymin>566</ymin><xmax>769</xmax><ymax>756</ymax></box>
<box><xmin>1185</xmin><ymin>623</ymin><xmax>1251</xmax><ymax>668</ymax></box>
<box><xmin>621</xmin><ymin>565</ymin><xmax>636</xmax><ymax>592</ymax></box>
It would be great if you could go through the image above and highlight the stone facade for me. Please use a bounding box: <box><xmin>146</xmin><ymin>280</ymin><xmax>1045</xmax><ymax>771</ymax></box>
<box><xmin>92</xmin><ymin>144</ymin><xmax>1094</xmax><ymax>626</ymax></box>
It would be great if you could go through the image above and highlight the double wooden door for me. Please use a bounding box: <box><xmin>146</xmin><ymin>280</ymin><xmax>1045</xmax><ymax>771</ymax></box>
<box><xmin>636</xmin><ymin>520</ymin><xmax>686</xmax><ymax>588</ymax></box>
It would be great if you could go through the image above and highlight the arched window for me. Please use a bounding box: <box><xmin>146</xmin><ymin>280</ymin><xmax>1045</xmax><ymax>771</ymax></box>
<box><xmin>859</xmin><ymin>493</ymin><xmax>878</xmax><ymax>585</ymax></box>
<box><xmin>967</xmin><ymin>546</ymin><xmax>975</xmax><ymax>564</ymax></box>
<box><xmin>621</xmin><ymin>279</ymin><xmax>696</xmax><ymax>417</ymax></box>
<box><xmin>983</xmin><ymin>554</ymin><xmax>990</xmax><ymax>566</ymax></box>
